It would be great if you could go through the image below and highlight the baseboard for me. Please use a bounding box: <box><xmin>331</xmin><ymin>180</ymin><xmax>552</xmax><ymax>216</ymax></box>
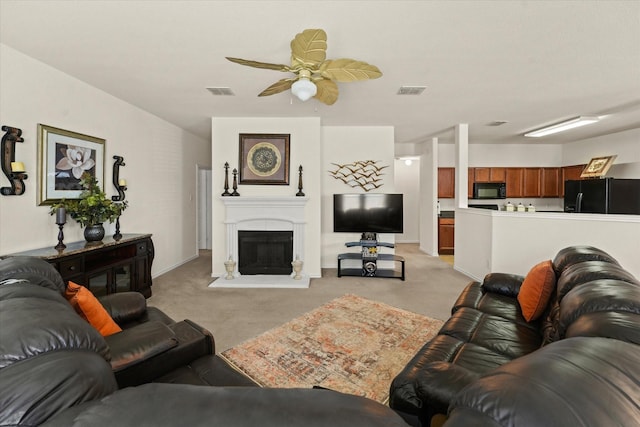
<box><xmin>152</xmin><ymin>253</ymin><xmax>199</xmax><ymax>278</ymax></box>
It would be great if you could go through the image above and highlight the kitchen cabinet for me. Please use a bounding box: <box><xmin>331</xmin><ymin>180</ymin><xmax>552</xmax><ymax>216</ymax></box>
<box><xmin>523</xmin><ymin>168</ymin><xmax>542</xmax><ymax>197</ymax></box>
<box><xmin>468</xmin><ymin>168</ymin><xmax>474</xmax><ymax>198</ymax></box>
<box><xmin>474</xmin><ymin>167</ymin><xmax>506</xmax><ymax>183</ymax></box>
<box><xmin>561</xmin><ymin>164</ymin><xmax>587</xmax><ymax>197</ymax></box>
<box><xmin>505</xmin><ymin>168</ymin><xmax>524</xmax><ymax>198</ymax></box>
<box><xmin>541</xmin><ymin>167</ymin><xmax>561</xmax><ymax>197</ymax></box>
<box><xmin>438</xmin><ymin>167</ymin><xmax>455</xmax><ymax>198</ymax></box>
<box><xmin>438</xmin><ymin>217</ymin><xmax>455</xmax><ymax>255</ymax></box>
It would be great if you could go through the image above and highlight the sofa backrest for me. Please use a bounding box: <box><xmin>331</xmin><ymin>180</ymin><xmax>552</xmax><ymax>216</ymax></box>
<box><xmin>0</xmin><ymin>258</ymin><xmax>118</xmax><ymax>426</ymax></box>
<box><xmin>542</xmin><ymin>246</ymin><xmax>640</xmax><ymax>345</ymax></box>
<box><xmin>0</xmin><ymin>256</ymin><xmax>66</xmax><ymax>294</ymax></box>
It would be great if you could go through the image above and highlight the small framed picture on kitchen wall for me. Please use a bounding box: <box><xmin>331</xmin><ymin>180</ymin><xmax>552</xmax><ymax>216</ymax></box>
<box><xmin>238</xmin><ymin>133</ymin><xmax>290</xmax><ymax>185</ymax></box>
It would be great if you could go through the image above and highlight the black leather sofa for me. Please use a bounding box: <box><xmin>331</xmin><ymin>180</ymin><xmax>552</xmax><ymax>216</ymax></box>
<box><xmin>389</xmin><ymin>245</ymin><xmax>640</xmax><ymax>426</ymax></box>
<box><xmin>0</xmin><ymin>256</ymin><xmax>409</xmax><ymax>427</ymax></box>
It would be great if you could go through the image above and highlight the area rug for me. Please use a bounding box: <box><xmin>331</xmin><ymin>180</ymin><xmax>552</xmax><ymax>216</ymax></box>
<box><xmin>220</xmin><ymin>294</ymin><xmax>444</xmax><ymax>404</ymax></box>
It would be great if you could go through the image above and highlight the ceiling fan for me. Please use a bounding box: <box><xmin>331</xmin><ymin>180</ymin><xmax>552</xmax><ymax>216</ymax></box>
<box><xmin>226</xmin><ymin>29</ymin><xmax>382</xmax><ymax>105</ymax></box>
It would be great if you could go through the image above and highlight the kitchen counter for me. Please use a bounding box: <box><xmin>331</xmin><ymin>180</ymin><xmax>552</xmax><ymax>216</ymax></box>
<box><xmin>453</xmin><ymin>207</ymin><xmax>640</xmax><ymax>281</ymax></box>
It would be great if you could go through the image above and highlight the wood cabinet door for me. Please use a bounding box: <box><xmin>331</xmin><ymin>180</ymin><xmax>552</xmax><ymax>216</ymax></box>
<box><xmin>490</xmin><ymin>167</ymin><xmax>506</xmax><ymax>182</ymax></box>
<box><xmin>438</xmin><ymin>218</ymin><xmax>455</xmax><ymax>255</ymax></box>
<box><xmin>468</xmin><ymin>168</ymin><xmax>474</xmax><ymax>198</ymax></box>
<box><xmin>541</xmin><ymin>167</ymin><xmax>561</xmax><ymax>197</ymax></box>
<box><xmin>474</xmin><ymin>168</ymin><xmax>490</xmax><ymax>182</ymax></box>
<box><xmin>523</xmin><ymin>168</ymin><xmax>542</xmax><ymax>197</ymax></box>
<box><xmin>506</xmin><ymin>168</ymin><xmax>523</xmax><ymax>198</ymax></box>
<box><xmin>438</xmin><ymin>168</ymin><xmax>455</xmax><ymax>198</ymax></box>
<box><xmin>561</xmin><ymin>164</ymin><xmax>586</xmax><ymax>197</ymax></box>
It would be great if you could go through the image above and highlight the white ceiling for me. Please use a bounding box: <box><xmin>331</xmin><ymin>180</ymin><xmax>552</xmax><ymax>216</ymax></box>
<box><xmin>1</xmin><ymin>1</ymin><xmax>639</xmax><ymax>146</ymax></box>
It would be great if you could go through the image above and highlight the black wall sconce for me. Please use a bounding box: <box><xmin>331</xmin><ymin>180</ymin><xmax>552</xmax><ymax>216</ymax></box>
<box><xmin>112</xmin><ymin>155</ymin><xmax>127</xmax><ymax>240</ymax></box>
<box><xmin>112</xmin><ymin>155</ymin><xmax>127</xmax><ymax>202</ymax></box>
<box><xmin>1</xmin><ymin>125</ymin><xmax>28</xmax><ymax>196</ymax></box>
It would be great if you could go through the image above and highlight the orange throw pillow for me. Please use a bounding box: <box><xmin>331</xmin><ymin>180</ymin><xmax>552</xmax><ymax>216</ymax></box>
<box><xmin>65</xmin><ymin>281</ymin><xmax>122</xmax><ymax>336</ymax></box>
<box><xmin>518</xmin><ymin>260</ymin><xmax>556</xmax><ymax>322</ymax></box>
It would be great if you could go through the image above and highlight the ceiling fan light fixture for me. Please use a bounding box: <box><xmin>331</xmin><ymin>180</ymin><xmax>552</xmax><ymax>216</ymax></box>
<box><xmin>524</xmin><ymin>116</ymin><xmax>600</xmax><ymax>137</ymax></box>
<box><xmin>291</xmin><ymin>77</ymin><xmax>317</xmax><ymax>102</ymax></box>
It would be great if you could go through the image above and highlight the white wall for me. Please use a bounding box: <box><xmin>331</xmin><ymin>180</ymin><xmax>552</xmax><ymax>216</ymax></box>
<box><xmin>0</xmin><ymin>44</ymin><xmax>210</xmax><ymax>276</ymax></box>
<box><xmin>321</xmin><ymin>126</ymin><xmax>395</xmax><ymax>268</ymax></box>
<box><xmin>419</xmin><ymin>138</ymin><xmax>439</xmax><ymax>255</ymax></box>
<box><xmin>394</xmin><ymin>158</ymin><xmax>420</xmax><ymax>243</ymax></box>
<box><xmin>439</xmin><ymin>143</ymin><xmax>563</xmax><ymax>167</ymax></box>
<box><xmin>563</xmin><ymin>128</ymin><xmax>640</xmax><ymax>178</ymax></box>
<box><xmin>211</xmin><ymin>117</ymin><xmax>322</xmax><ymax>277</ymax></box>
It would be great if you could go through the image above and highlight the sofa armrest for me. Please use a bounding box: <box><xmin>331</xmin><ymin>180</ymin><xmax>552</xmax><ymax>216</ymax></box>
<box><xmin>481</xmin><ymin>273</ymin><xmax>524</xmax><ymax>297</ymax></box>
<box><xmin>105</xmin><ymin>321</ymin><xmax>178</xmax><ymax>372</ymax></box>
<box><xmin>98</xmin><ymin>292</ymin><xmax>147</xmax><ymax>325</ymax></box>
<box><xmin>414</xmin><ymin>361</ymin><xmax>479</xmax><ymax>416</ymax></box>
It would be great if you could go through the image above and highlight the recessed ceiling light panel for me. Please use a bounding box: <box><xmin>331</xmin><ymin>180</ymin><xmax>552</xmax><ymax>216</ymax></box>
<box><xmin>524</xmin><ymin>116</ymin><xmax>600</xmax><ymax>137</ymax></box>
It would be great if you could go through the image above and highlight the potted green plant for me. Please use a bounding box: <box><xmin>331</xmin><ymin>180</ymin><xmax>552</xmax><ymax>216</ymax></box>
<box><xmin>50</xmin><ymin>172</ymin><xmax>128</xmax><ymax>243</ymax></box>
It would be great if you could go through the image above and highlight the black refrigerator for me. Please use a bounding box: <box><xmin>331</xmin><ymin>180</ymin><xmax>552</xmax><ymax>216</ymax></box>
<box><xmin>564</xmin><ymin>178</ymin><xmax>640</xmax><ymax>214</ymax></box>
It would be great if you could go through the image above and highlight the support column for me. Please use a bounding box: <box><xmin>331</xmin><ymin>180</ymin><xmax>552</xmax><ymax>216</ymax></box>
<box><xmin>454</xmin><ymin>124</ymin><xmax>469</xmax><ymax>209</ymax></box>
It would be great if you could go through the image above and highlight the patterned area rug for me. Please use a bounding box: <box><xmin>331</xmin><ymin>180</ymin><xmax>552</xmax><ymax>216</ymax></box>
<box><xmin>220</xmin><ymin>294</ymin><xmax>444</xmax><ymax>404</ymax></box>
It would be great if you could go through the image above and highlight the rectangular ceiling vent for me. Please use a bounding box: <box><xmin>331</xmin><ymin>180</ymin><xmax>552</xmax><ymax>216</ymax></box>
<box><xmin>486</xmin><ymin>120</ymin><xmax>509</xmax><ymax>126</ymax></box>
<box><xmin>397</xmin><ymin>86</ymin><xmax>426</xmax><ymax>95</ymax></box>
<box><xmin>206</xmin><ymin>87</ymin><xmax>235</xmax><ymax>96</ymax></box>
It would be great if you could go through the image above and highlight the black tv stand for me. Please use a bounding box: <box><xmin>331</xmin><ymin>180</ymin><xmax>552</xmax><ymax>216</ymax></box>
<box><xmin>337</xmin><ymin>232</ymin><xmax>405</xmax><ymax>281</ymax></box>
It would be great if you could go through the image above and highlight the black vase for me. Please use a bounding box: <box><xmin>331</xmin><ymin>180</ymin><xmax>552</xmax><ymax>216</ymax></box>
<box><xmin>84</xmin><ymin>223</ymin><xmax>105</xmax><ymax>243</ymax></box>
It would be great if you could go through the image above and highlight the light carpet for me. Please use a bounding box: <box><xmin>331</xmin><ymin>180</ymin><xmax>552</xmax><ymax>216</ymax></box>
<box><xmin>220</xmin><ymin>294</ymin><xmax>444</xmax><ymax>404</ymax></box>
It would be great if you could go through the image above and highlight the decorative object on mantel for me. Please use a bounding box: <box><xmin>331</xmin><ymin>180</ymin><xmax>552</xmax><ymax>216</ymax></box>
<box><xmin>291</xmin><ymin>256</ymin><xmax>303</xmax><ymax>280</ymax></box>
<box><xmin>111</xmin><ymin>155</ymin><xmax>127</xmax><ymax>240</ymax></box>
<box><xmin>37</xmin><ymin>124</ymin><xmax>105</xmax><ymax>205</ymax></box>
<box><xmin>221</xmin><ymin>162</ymin><xmax>231</xmax><ymax>196</ymax></box>
<box><xmin>328</xmin><ymin>160</ymin><xmax>388</xmax><ymax>192</ymax></box>
<box><xmin>224</xmin><ymin>256</ymin><xmax>236</xmax><ymax>280</ymax></box>
<box><xmin>49</xmin><ymin>172</ymin><xmax>127</xmax><ymax>245</ymax></box>
<box><xmin>296</xmin><ymin>165</ymin><xmax>305</xmax><ymax>196</ymax></box>
<box><xmin>239</xmin><ymin>133</ymin><xmax>290</xmax><ymax>185</ymax></box>
<box><xmin>1</xmin><ymin>125</ymin><xmax>28</xmax><ymax>196</ymax></box>
<box><xmin>581</xmin><ymin>155</ymin><xmax>617</xmax><ymax>179</ymax></box>
<box><xmin>54</xmin><ymin>206</ymin><xmax>67</xmax><ymax>250</ymax></box>
<box><xmin>231</xmin><ymin>168</ymin><xmax>240</xmax><ymax>196</ymax></box>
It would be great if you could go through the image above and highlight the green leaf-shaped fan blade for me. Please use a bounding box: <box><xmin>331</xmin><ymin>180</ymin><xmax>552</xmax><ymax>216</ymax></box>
<box><xmin>258</xmin><ymin>79</ymin><xmax>294</xmax><ymax>97</ymax></box>
<box><xmin>226</xmin><ymin>57</ymin><xmax>291</xmax><ymax>72</ymax></box>
<box><xmin>320</xmin><ymin>59</ymin><xmax>382</xmax><ymax>82</ymax></box>
<box><xmin>290</xmin><ymin>29</ymin><xmax>327</xmax><ymax>69</ymax></box>
<box><xmin>314</xmin><ymin>79</ymin><xmax>339</xmax><ymax>105</ymax></box>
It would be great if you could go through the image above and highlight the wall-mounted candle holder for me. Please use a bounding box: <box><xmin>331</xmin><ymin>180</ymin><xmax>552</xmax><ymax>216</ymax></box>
<box><xmin>112</xmin><ymin>155</ymin><xmax>127</xmax><ymax>201</ymax></box>
<box><xmin>1</xmin><ymin>126</ymin><xmax>28</xmax><ymax>196</ymax></box>
<box><xmin>111</xmin><ymin>155</ymin><xmax>127</xmax><ymax>240</ymax></box>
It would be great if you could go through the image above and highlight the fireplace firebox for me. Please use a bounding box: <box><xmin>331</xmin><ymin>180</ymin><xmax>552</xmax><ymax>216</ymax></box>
<box><xmin>238</xmin><ymin>231</ymin><xmax>293</xmax><ymax>275</ymax></box>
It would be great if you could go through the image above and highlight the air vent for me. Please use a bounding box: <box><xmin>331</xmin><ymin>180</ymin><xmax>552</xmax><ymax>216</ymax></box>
<box><xmin>206</xmin><ymin>87</ymin><xmax>235</xmax><ymax>96</ymax></box>
<box><xmin>487</xmin><ymin>120</ymin><xmax>509</xmax><ymax>126</ymax></box>
<box><xmin>397</xmin><ymin>86</ymin><xmax>426</xmax><ymax>95</ymax></box>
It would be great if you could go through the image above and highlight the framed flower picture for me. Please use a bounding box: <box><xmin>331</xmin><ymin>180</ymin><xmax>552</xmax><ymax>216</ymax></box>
<box><xmin>37</xmin><ymin>124</ymin><xmax>105</xmax><ymax>205</ymax></box>
<box><xmin>238</xmin><ymin>133</ymin><xmax>290</xmax><ymax>185</ymax></box>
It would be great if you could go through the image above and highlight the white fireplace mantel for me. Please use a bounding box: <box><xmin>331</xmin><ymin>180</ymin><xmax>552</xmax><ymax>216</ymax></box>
<box><xmin>220</xmin><ymin>196</ymin><xmax>309</xmax><ymax>274</ymax></box>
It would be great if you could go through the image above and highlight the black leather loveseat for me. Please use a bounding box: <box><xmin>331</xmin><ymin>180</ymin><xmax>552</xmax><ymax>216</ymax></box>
<box><xmin>390</xmin><ymin>245</ymin><xmax>640</xmax><ymax>426</ymax></box>
<box><xmin>0</xmin><ymin>256</ymin><xmax>409</xmax><ymax>427</ymax></box>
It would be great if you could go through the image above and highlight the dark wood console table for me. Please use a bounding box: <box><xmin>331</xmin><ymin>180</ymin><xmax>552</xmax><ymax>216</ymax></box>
<box><xmin>1</xmin><ymin>234</ymin><xmax>154</xmax><ymax>298</ymax></box>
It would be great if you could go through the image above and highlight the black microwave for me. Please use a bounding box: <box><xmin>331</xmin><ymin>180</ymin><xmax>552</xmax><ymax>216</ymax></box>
<box><xmin>473</xmin><ymin>182</ymin><xmax>506</xmax><ymax>199</ymax></box>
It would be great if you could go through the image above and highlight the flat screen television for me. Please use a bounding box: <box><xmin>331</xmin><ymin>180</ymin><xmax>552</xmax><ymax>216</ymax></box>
<box><xmin>333</xmin><ymin>193</ymin><xmax>403</xmax><ymax>233</ymax></box>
